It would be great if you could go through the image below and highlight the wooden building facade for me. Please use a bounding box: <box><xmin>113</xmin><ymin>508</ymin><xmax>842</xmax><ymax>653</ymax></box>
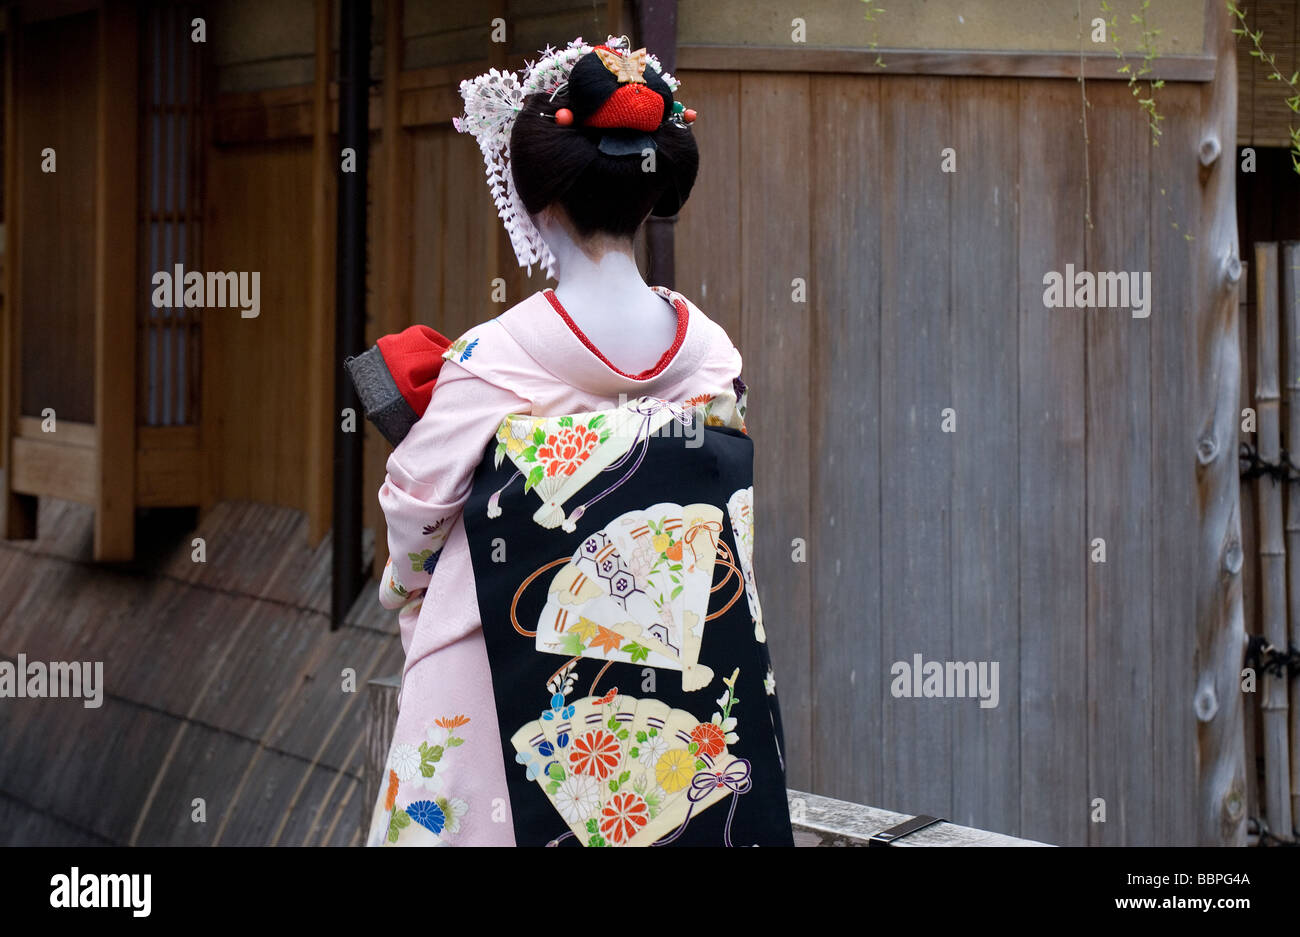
<box><xmin>3</xmin><ymin>0</ymin><xmax>1295</xmax><ymax>845</ymax></box>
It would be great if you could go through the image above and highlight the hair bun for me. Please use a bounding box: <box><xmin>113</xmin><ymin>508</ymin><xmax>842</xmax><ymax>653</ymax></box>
<box><xmin>567</xmin><ymin>48</ymin><xmax>673</xmax><ymax>132</ymax></box>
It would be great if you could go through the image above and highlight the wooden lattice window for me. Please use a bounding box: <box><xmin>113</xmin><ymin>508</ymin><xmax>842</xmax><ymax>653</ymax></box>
<box><xmin>139</xmin><ymin>1</ymin><xmax>204</xmax><ymax>426</ymax></box>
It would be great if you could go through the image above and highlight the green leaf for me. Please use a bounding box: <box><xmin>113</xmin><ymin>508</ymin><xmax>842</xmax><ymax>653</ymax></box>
<box><xmin>588</xmin><ymin>414</ymin><xmax>606</xmax><ymax>429</ymax></box>
<box><xmin>533</xmin><ymin>427</ymin><xmax>547</xmax><ymax>446</ymax></box>
<box><xmin>695</xmin><ymin>759</ymin><xmax>707</xmax><ymax>771</ymax></box>
<box><xmin>586</xmin><ymin>818</ymin><xmax>599</xmax><ymax>834</ymax></box>
<box><xmin>559</xmin><ymin>415</ymin><xmax>573</xmax><ymax>427</ymax></box>
<box><xmin>607</xmin><ymin>716</ymin><xmax>618</xmax><ymax>729</ymax></box>
<box><xmin>609</xmin><ymin>779</ymin><xmax>619</xmax><ymax>793</ymax></box>
<box><xmin>524</xmin><ymin>464</ymin><xmax>545</xmax><ymax>493</ymax></box>
<box><xmin>546</xmin><ymin>780</ymin><xmax>561</xmax><ymax>794</ymax></box>
<box><xmin>446</xmin><ymin>736</ymin><xmax>464</xmax><ymax>747</ymax></box>
<box><xmin>558</xmin><ymin>632</ymin><xmax>586</xmax><ymax>656</ymax></box>
<box><xmin>428</xmin><ymin>745</ymin><xmax>444</xmax><ymax>763</ymax></box>
<box><xmin>548</xmin><ymin>762</ymin><xmax>566</xmax><ymax>780</ymax></box>
<box><xmin>635</xmin><ymin>731</ymin><xmax>648</xmax><ymax>743</ymax></box>
<box><xmin>670</xmin><ymin>585</ymin><xmax>683</xmax><ymax>599</ymax></box>
<box><xmin>521</xmin><ymin>446</ymin><xmax>537</xmax><ymax>461</ymax></box>
<box><xmin>648</xmin><ymin>728</ymin><xmax>658</xmax><ymax>737</ymax></box>
<box><xmin>420</xmin><ymin>763</ymin><xmax>435</xmax><ymax>778</ymax></box>
<box><xmin>629</xmin><ymin>746</ymin><xmax>640</xmax><ymax>758</ymax></box>
<box><xmin>624</xmin><ymin>643</ymin><xmax>650</xmax><ymax>664</ymax></box>
<box><xmin>617</xmin><ymin>729</ymin><xmax>629</xmax><ymax>740</ymax></box>
<box><xmin>688</xmin><ymin>741</ymin><xmax>699</xmax><ymax>755</ymax></box>
<box><xmin>387</xmin><ymin>808</ymin><xmax>411</xmax><ymax>842</ymax></box>
<box><xmin>619</xmin><ymin>770</ymin><xmax>631</xmax><ymax>784</ymax></box>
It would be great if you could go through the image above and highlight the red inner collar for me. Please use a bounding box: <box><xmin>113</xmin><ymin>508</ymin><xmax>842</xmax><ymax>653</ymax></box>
<box><xmin>544</xmin><ymin>288</ymin><xmax>689</xmax><ymax>380</ymax></box>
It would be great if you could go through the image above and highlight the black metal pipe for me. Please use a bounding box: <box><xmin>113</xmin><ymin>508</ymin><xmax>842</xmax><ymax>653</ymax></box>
<box><xmin>332</xmin><ymin>0</ymin><xmax>371</xmax><ymax>629</ymax></box>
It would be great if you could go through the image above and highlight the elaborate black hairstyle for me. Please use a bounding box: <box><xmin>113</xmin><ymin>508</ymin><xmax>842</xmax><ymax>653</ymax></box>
<box><xmin>508</xmin><ymin>45</ymin><xmax>699</xmax><ymax>240</ymax></box>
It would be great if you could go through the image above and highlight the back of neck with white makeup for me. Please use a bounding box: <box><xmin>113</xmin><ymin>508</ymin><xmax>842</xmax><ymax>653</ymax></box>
<box><xmin>537</xmin><ymin>207</ymin><xmax>680</xmax><ymax>376</ymax></box>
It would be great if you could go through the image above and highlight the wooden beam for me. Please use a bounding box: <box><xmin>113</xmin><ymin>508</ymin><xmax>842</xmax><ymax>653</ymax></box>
<box><xmin>1</xmin><ymin>6</ymin><xmax>36</xmax><ymax>539</ymax></box>
<box><xmin>370</xmin><ymin>0</ymin><xmax>404</xmax><ymax>577</ymax></box>
<box><xmin>306</xmin><ymin>0</ymin><xmax>334</xmax><ymax>545</ymax></box>
<box><xmin>1192</xmin><ymin>0</ymin><xmax>1248</xmax><ymax>845</ymax></box>
<box><xmin>676</xmin><ymin>44</ymin><xmax>1218</xmax><ymax>82</ymax></box>
<box><xmin>11</xmin><ymin>435</ymin><xmax>95</xmax><ymax>503</ymax></box>
<box><xmin>93</xmin><ymin>0</ymin><xmax>137</xmax><ymax>561</ymax></box>
<box><xmin>136</xmin><ymin>425</ymin><xmax>201</xmax><ymax>507</ymax></box>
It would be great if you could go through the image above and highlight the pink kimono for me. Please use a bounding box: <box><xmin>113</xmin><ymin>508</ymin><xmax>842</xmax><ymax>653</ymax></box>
<box><xmin>365</xmin><ymin>286</ymin><xmax>748</xmax><ymax>846</ymax></box>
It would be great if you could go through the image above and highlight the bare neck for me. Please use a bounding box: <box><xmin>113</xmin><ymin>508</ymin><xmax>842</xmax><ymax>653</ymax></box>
<box><xmin>542</xmin><ymin>219</ymin><xmax>679</xmax><ymax>375</ymax></box>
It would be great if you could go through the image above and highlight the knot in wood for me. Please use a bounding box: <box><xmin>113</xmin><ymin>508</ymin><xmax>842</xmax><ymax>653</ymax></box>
<box><xmin>1199</xmin><ymin>135</ymin><xmax>1221</xmax><ymax>167</ymax></box>
<box><xmin>1224</xmin><ymin>539</ymin><xmax>1243</xmax><ymax>574</ymax></box>
<box><xmin>1195</xmin><ymin>685</ymin><xmax>1218</xmax><ymax>722</ymax></box>
<box><xmin>1223</xmin><ymin>253</ymin><xmax>1242</xmax><ymax>286</ymax></box>
<box><xmin>1197</xmin><ymin>435</ymin><xmax>1218</xmax><ymax>465</ymax></box>
<box><xmin>1223</xmin><ymin>788</ymin><xmax>1244</xmax><ymax>820</ymax></box>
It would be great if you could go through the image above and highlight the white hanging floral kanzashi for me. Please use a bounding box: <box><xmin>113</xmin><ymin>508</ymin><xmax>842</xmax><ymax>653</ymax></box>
<box><xmin>451</xmin><ymin>36</ymin><xmax>681</xmax><ymax>280</ymax></box>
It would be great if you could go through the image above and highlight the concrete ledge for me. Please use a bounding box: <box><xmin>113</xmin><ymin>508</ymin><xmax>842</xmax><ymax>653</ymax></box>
<box><xmin>787</xmin><ymin>789</ymin><xmax>1051</xmax><ymax>847</ymax></box>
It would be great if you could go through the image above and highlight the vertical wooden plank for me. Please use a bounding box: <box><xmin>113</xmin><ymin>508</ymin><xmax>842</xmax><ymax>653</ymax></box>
<box><xmin>950</xmin><ymin>77</ymin><xmax>1020</xmax><ymax>835</ymax></box>
<box><xmin>1150</xmin><ymin>83</ymin><xmax>1203</xmax><ymax>846</ymax></box>
<box><xmin>408</xmin><ymin>127</ymin><xmax>446</xmax><ymax>328</ymax></box>
<box><xmin>1018</xmin><ymin>79</ymin><xmax>1088</xmax><ymax>846</ymax></box>
<box><xmin>1283</xmin><ymin>240</ymin><xmax>1300</xmax><ymax>829</ymax></box>
<box><xmin>1</xmin><ymin>12</ymin><xmax>37</xmax><ymax>539</ymax></box>
<box><xmin>369</xmin><ymin>0</ymin><xmax>404</xmax><ymax>577</ymax></box>
<box><xmin>1193</xmin><ymin>0</ymin><xmax>1248</xmax><ymax>845</ymax></box>
<box><xmin>739</xmin><ymin>72</ymin><xmax>812</xmax><ymax>792</ymax></box>
<box><xmin>674</xmin><ymin>69</ymin><xmax>740</xmax><ymax>339</ymax></box>
<box><xmin>879</xmin><ymin>75</ymin><xmax>952</xmax><ymax>819</ymax></box>
<box><xmin>1084</xmin><ymin>80</ymin><xmax>1153</xmax><ymax>846</ymax></box>
<box><xmin>1238</xmin><ymin>257</ymin><xmax>1261</xmax><ymax>826</ymax></box>
<box><xmin>808</xmin><ymin>73</ymin><xmax>881</xmax><ymax>806</ymax></box>
<box><xmin>441</xmin><ymin>124</ymin><xmax>496</xmax><ymax>338</ymax></box>
<box><xmin>95</xmin><ymin>0</ymin><xmax>139</xmax><ymax>560</ymax></box>
<box><xmin>1253</xmin><ymin>241</ymin><xmax>1293</xmax><ymax>838</ymax></box>
<box><xmin>305</xmin><ymin>0</ymin><xmax>333</xmax><ymax>544</ymax></box>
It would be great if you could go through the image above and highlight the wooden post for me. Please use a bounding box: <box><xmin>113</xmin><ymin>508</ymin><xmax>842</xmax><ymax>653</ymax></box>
<box><xmin>305</xmin><ymin>0</ymin><xmax>334</xmax><ymax>545</ymax></box>
<box><xmin>1</xmin><ymin>7</ymin><xmax>36</xmax><ymax>542</ymax></box>
<box><xmin>1192</xmin><ymin>0</ymin><xmax>1247</xmax><ymax>846</ymax></box>
<box><xmin>634</xmin><ymin>0</ymin><xmax>677</xmax><ymax>289</ymax></box>
<box><xmin>369</xmin><ymin>0</ymin><xmax>403</xmax><ymax>579</ymax></box>
<box><xmin>1254</xmin><ymin>242</ymin><xmax>1294</xmax><ymax>839</ymax></box>
<box><xmin>1283</xmin><ymin>239</ymin><xmax>1300</xmax><ymax>830</ymax></box>
<box><xmin>93</xmin><ymin>0</ymin><xmax>137</xmax><ymax>560</ymax></box>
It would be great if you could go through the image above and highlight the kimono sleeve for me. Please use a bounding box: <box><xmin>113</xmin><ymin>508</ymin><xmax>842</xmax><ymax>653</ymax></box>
<box><xmin>379</xmin><ymin>353</ymin><xmax>531</xmax><ymax>599</ymax></box>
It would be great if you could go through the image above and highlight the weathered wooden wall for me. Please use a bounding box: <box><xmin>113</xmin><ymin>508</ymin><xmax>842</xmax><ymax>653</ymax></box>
<box><xmin>670</xmin><ymin>70</ymin><xmax>1214</xmax><ymax>846</ymax></box>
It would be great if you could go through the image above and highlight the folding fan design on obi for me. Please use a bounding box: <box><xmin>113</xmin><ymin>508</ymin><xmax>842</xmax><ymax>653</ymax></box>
<box><xmin>520</xmin><ymin>501</ymin><xmax>746</xmax><ymax>692</ymax></box>
<box><xmin>488</xmin><ymin>397</ymin><xmax>688</xmax><ymax>531</ymax></box>
<box><xmin>726</xmin><ymin>486</ymin><xmax>765</xmax><ymax>643</ymax></box>
<box><xmin>511</xmin><ymin>674</ymin><xmax>751</xmax><ymax>847</ymax></box>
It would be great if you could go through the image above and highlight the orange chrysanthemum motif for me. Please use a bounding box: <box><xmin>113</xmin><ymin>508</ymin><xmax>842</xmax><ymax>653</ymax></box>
<box><xmin>537</xmin><ymin>425</ymin><xmax>600</xmax><ymax>478</ymax></box>
<box><xmin>599</xmin><ymin>790</ymin><xmax>649</xmax><ymax>845</ymax></box>
<box><xmin>569</xmin><ymin>729</ymin><xmax>622</xmax><ymax>780</ymax></box>
<box><xmin>595</xmin><ymin>688</ymin><xmax>618</xmax><ymax>705</ymax></box>
<box><xmin>385</xmin><ymin>769</ymin><xmax>400</xmax><ymax>811</ymax></box>
<box><xmin>684</xmin><ymin>393</ymin><xmax>712</xmax><ymax>408</ymax></box>
<box><xmin>690</xmin><ymin>721</ymin><xmax>727</xmax><ymax>759</ymax></box>
<box><xmin>435</xmin><ymin>714</ymin><xmax>470</xmax><ymax>730</ymax></box>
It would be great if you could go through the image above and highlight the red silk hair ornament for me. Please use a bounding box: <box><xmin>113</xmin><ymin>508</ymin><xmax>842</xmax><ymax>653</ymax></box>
<box><xmin>583</xmin><ymin>83</ymin><xmax>665</xmax><ymax>131</ymax></box>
